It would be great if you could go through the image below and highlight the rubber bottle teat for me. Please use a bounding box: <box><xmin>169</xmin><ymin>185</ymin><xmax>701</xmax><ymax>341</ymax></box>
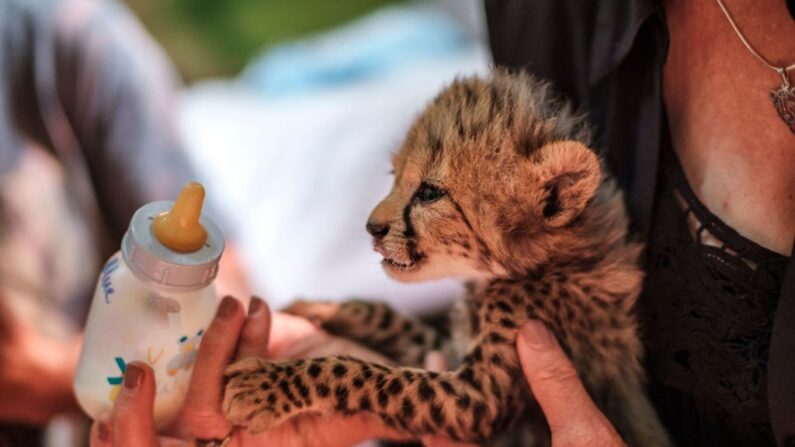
<box><xmin>152</xmin><ymin>182</ymin><xmax>208</xmax><ymax>253</ymax></box>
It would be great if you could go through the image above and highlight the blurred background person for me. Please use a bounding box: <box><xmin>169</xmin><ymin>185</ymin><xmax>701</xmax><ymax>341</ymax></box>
<box><xmin>0</xmin><ymin>0</ymin><xmax>252</xmax><ymax>444</ymax></box>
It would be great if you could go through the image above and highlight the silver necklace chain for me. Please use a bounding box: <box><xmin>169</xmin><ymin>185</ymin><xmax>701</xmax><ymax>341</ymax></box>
<box><xmin>715</xmin><ymin>0</ymin><xmax>795</xmax><ymax>86</ymax></box>
<box><xmin>715</xmin><ymin>0</ymin><xmax>795</xmax><ymax>133</ymax></box>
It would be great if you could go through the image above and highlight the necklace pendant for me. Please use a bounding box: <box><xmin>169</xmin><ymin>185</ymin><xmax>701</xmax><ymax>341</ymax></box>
<box><xmin>770</xmin><ymin>70</ymin><xmax>795</xmax><ymax>134</ymax></box>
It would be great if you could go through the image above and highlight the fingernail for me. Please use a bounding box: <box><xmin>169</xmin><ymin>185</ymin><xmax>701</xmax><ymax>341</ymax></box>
<box><xmin>248</xmin><ymin>296</ymin><xmax>264</xmax><ymax>316</ymax></box>
<box><xmin>521</xmin><ymin>320</ymin><xmax>556</xmax><ymax>349</ymax></box>
<box><xmin>124</xmin><ymin>363</ymin><xmax>144</xmax><ymax>390</ymax></box>
<box><xmin>218</xmin><ymin>296</ymin><xmax>238</xmax><ymax>319</ymax></box>
<box><xmin>97</xmin><ymin>421</ymin><xmax>110</xmax><ymax>442</ymax></box>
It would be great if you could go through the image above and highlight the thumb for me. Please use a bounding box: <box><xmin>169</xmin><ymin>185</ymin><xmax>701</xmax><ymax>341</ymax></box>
<box><xmin>112</xmin><ymin>362</ymin><xmax>160</xmax><ymax>446</ymax></box>
<box><xmin>516</xmin><ymin>320</ymin><xmax>614</xmax><ymax>435</ymax></box>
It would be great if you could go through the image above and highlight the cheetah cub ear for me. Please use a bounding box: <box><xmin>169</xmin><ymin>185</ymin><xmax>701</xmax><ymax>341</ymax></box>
<box><xmin>529</xmin><ymin>140</ymin><xmax>602</xmax><ymax>228</ymax></box>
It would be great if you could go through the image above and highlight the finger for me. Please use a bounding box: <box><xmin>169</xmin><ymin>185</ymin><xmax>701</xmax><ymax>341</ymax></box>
<box><xmin>516</xmin><ymin>320</ymin><xmax>614</xmax><ymax>434</ymax></box>
<box><xmin>183</xmin><ymin>296</ymin><xmax>245</xmax><ymax>440</ymax></box>
<box><xmin>299</xmin><ymin>334</ymin><xmax>394</xmax><ymax>364</ymax></box>
<box><xmin>236</xmin><ymin>296</ymin><xmax>271</xmax><ymax>359</ymax></box>
<box><xmin>266</xmin><ymin>312</ymin><xmax>393</xmax><ymax>364</ymax></box>
<box><xmin>89</xmin><ymin>419</ymin><xmax>112</xmax><ymax>447</ymax></box>
<box><xmin>424</xmin><ymin>351</ymin><xmax>449</xmax><ymax>372</ymax></box>
<box><xmin>112</xmin><ymin>362</ymin><xmax>159</xmax><ymax>446</ymax></box>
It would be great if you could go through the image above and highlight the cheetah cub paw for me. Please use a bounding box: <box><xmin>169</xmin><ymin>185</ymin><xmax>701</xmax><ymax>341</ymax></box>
<box><xmin>282</xmin><ymin>299</ymin><xmax>340</xmax><ymax>326</ymax></box>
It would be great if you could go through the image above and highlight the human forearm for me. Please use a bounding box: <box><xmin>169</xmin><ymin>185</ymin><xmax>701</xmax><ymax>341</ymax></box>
<box><xmin>0</xmin><ymin>333</ymin><xmax>81</xmax><ymax>425</ymax></box>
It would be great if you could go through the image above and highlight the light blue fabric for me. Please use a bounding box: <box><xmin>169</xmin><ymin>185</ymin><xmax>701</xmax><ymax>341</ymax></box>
<box><xmin>242</xmin><ymin>4</ymin><xmax>473</xmax><ymax>97</ymax></box>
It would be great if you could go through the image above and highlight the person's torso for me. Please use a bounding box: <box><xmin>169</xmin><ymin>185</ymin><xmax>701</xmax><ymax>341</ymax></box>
<box><xmin>640</xmin><ymin>142</ymin><xmax>788</xmax><ymax>446</ymax></box>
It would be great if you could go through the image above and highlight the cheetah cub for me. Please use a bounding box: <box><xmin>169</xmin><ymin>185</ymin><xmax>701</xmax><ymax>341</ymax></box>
<box><xmin>223</xmin><ymin>71</ymin><xmax>671</xmax><ymax>446</ymax></box>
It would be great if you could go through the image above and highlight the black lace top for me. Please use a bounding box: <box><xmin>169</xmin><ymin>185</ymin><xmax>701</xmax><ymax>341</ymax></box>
<box><xmin>640</xmin><ymin>145</ymin><xmax>790</xmax><ymax>446</ymax></box>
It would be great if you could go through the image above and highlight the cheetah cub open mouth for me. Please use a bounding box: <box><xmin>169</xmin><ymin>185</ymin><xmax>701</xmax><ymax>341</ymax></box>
<box><xmin>374</xmin><ymin>242</ymin><xmax>421</xmax><ymax>271</ymax></box>
<box><xmin>223</xmin><ymin>70</ymin><xmax>672</xmax><ymax>447</ymax></box>
<box><xmin>381</xmin><ymin>257</ymin><xmax>417</xmax><ymax>270</ymax></box>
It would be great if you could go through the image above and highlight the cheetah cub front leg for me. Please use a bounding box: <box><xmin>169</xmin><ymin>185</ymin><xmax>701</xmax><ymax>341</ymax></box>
<box><xmin>284</xmin><ymin>299</ymin><xmax>446</xmax><ymax>367</ymax></box>
<box><xmin>223</xmin><ymin>328</ymin><xmax>523</xmax><ymax>442</ymax></box>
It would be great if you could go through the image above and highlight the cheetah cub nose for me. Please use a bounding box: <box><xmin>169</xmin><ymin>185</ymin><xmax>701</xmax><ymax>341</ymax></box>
<box><xmin>366</xmin><ymin>221</ymin><xmax>390</xmax><ymax>240</ymax></box>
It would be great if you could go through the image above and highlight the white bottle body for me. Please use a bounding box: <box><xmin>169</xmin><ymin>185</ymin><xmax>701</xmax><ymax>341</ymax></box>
<box><xmin>73</xmin><ymin>252</ymin><xmax>217</xmax><ymax>428</ymax></box>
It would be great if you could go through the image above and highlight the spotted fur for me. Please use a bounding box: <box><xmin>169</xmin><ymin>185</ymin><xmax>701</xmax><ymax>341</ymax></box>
<box><xmin>223</xmin><ymin>70</ymin><xmax>671</xmax><ymax>446</ymax></box>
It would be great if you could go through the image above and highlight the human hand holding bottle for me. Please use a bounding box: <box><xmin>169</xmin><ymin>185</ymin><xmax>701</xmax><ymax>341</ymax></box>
<box><xmin>90</xmin><ymin>296</ymin><xmax>412</xmax><ymax>446</ymax></box>
<box><xmin>90</xmin><ymin>297</ymin><xmax>499</xmax><ymax>447</ymax></box>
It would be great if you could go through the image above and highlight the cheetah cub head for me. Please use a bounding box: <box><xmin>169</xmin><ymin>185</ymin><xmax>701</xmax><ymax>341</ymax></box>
<box><xmin>367</xmin><ymin>70</ymin><xmax>611</xmax><ymax>282</ymax></box>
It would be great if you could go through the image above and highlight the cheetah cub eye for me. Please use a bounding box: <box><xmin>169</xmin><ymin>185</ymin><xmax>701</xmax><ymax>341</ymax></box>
<box><xmin>415</xmin><ymin>182</ymin><xmax>445</xmax><ymax>204</ymax></box>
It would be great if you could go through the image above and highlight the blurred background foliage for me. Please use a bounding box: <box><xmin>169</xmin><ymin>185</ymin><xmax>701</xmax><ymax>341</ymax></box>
<box><xmin>123</xmin><ymin>0</ymin><xmax>406</xmax><ymax>81</ymax></box>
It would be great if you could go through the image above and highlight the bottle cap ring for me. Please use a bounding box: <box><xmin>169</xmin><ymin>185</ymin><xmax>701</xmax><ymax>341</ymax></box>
<box><xmin>122</xmin><ymin>200</ymin><xmax>224</xmax><ymax>292</ymax></box>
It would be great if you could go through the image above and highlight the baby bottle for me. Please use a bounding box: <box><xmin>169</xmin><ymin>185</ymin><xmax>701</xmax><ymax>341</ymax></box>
<box><xmin>74</xmin><ymin>182</ymin><xmax>224</xmax><ymax>428</ymax></box>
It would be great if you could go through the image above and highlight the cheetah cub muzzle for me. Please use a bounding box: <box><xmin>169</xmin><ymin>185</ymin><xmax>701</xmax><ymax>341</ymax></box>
<box><xmin>223</xmin><ymin>70</ymin><xmax>671</xmax><ymax>446</ymax></box>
